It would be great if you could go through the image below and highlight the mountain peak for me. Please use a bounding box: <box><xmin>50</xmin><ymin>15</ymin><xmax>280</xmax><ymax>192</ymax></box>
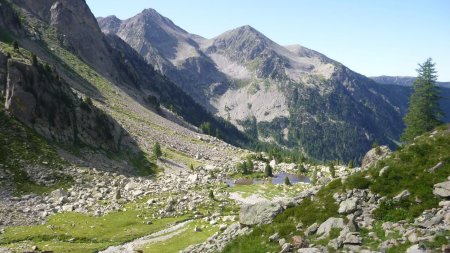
<box><xmin>140</xmin><ymin>8</ymin><xmax>162</xmax><ymax>17</ymax></box>
<box><xmin>97</xmin><ymin>15</ymin><xmax>122</xmax><ymax>34</ymax></box>
<box><xmin>224</xmin><ymin>25</ymin><xmax>262</xmax><ymax>37</ymax></box>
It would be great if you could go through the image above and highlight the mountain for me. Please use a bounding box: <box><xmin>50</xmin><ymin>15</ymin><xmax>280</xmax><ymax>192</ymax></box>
<box><xmin>371</xmin><ymin>75</ymin><xmax>450</xmax><ymax>88</ymax></box>
<box><xmin>2</xmin><ymin>2</ymin><xmax>450</xmax><ymax>253</ymax></box>
<box><xmin>99</xmin><ymin>10</ymin><xmax>406</xmax><ymax>162</ymax></box>
<box><xmin>3</xmin><ymin>0</ymin><xmax>250</xmax><ymax>149</ymax></box>
<box><xmin>371</xmin><ymin>76</ymin><xmax>450</xmax><ymax>122</ymax></box>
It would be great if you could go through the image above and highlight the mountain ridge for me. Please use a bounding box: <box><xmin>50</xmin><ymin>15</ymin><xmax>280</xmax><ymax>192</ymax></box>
<box><xmin>99</xmin><ymin>10</ymin><xmax>407</xmax><ymax>162</ymax></box>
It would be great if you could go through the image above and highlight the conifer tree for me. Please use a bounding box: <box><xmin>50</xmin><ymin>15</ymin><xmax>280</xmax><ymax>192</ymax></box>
<box><xmin>284</xmin><ymin>176</ymin><xmax>291</xmax><ymax>185</ymax></box>
<box><xmin>264</xmin><ymin>163</ymin><xmax>273</xmax><ymax>177</ymax></box>
<box><xmin>153</xmin><ymin>142</ymin><xmax>162</xmax><ymax>159</ymax></box>
<box><xmin>401</xmin><ymin>58</ymin><xmax>443</xmax><ymax>142</ymax></box>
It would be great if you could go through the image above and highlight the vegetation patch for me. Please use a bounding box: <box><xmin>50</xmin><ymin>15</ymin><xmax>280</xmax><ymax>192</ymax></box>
<box><xmin>0</xmin><ymin>109</ymin><xmax>70</xmax><ymax>195</ymax></box>
<box><xmin>141</xmin><ymin>220</ymin><xmax>220</xmax><ymax>253</ymax></box>
<box><xmin>370</xmin><ymin>125</ymin><xmax>450</xmax><ymax>221</ymax></box>
<box><xmin>222</xmin><ymin>179</ymin><xmax>343</xmax><ymax>253</ymax></box>
<box><xmin>0</xmin><ymin>210</ymin><xmax>188</xmax><ymax>253</ymax></box>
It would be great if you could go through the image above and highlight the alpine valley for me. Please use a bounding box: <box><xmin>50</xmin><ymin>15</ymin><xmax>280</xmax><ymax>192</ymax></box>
<box><xmin>0</xmin><ymin>1</ymin><xmax>449</xmax><ymax>253</ymax></box>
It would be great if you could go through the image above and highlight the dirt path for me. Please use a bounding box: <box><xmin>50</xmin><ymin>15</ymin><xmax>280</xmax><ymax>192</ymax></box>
<box><xmin>99</xmin><ymin>220</ymin><xmax>192</xmax><ymax>253</ymax></box>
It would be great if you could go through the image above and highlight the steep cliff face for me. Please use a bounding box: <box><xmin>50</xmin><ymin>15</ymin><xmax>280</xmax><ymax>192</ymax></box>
<box><xmin>13</xmin><ymin>0</ymin><xmax>116</xmax><ymax>77</ymax></box>
<box><xmin>1</xmin><ymin>51</ymin><xmax>131</xmax><ymax>152</ymax></box>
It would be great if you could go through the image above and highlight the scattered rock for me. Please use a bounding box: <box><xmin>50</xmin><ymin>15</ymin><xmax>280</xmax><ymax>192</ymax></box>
<box><xmin>291</xmin><ymin>235</ymin><xmax>308</xmax><ymax>249</ymax></box>
<box><xmin>343</xmin><ymin>232</ymin><xmax>362</xmax><ymax>245</ymax></box>
<box><xmin>433</xmin><ymin>180</ymin><xmax>450</xmax><ymax>198</ymax></box>
<box><xmin>240</xmin><ymin>202</ymin><xmax>283</xmax><ymax>226</ymax></box>
<box><xmin>317</xmin><ymin>218</ymin><xmax>344</xmax><ymax>237</ymax></box>
<box><xmin>379</xmin><ymin>166</ymin><xmax>389</xmax><ymax>176</ymax></box>
<box><xmin>280</xmin><ymin>243</ymin><xmax>291</xmax><ymax>253</ymax></box>
<box><xmin>405</xmin><ymin>244</ymin><xmax>425</xmax><ymax>253</ymax></box>
<box><xmin>361</xmin><ymin>145</ymin><xmax>391</xmax><ymax>169</ymax></box>
<box><xmin>304</xmin><ymin>223</ymin><xmax>319</xmax><ymax>236</ymax></box>
<box><xmin>428</xmin><ymin>161</ymin><xmax>443</xmax><ymax>173</ymax></box>
<box><xmin>338</xmin><ymin>198</ymin><xmax>357</xmax><ymax>214</ymax></box>
<box><xmin>393</xmin><ymin>190</ymin><xmax>410</xmax><ymax>201</ymax></box>
<box><xmin>269</xmin><ymin>232</ymin><xmax>280</xmax><ymax>242</ymax></box>
<box><xmin>194</xmin><ymin>226</ymin><xmax>202</xmax><ymax>232</ymax></box>
<box><xmin>297</xmin><ymin>248</ymin><xmax>322</xmax><ymax>253</ymax></box>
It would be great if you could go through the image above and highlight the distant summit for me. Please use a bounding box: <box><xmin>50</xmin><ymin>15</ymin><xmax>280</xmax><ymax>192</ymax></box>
<box><xmin>98</xmin><ymin>8</ymin><xmax>408</xmax><ymax>162</ymax></box>
<box><xmin>371</xmin><ymin>75</ymin><xmax>450</xmax><ymax>88</ymax></box>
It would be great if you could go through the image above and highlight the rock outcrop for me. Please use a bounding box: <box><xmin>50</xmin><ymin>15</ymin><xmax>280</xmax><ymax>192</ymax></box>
<box><xmin>361</xmin><ymin>145</ymin><xmax>392</xmax><ymax>169</ymax></box>
<box><xmin>1</xmin><ymin>51</ymin><xmax>132</xmax><ymax>152</ymax></box>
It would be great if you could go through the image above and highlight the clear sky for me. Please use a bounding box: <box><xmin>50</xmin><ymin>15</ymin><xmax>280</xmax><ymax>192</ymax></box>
<box><xmin>86</xmin><ymin>0</ymin><xmax>450</xmax><ymax>81</ymax></box>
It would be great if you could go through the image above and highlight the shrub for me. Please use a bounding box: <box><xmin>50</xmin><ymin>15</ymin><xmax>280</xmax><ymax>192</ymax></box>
<box><xmin>152</xmin><ymin>142</ymin><xmax>162</xmax><ymax>159</ymax></box>
<box><xmin>264</xmin><ymin>163</ymin><xmax>273</xmax><ymax>177</ymax></box>
<box><xmin>345</xmin><ymin>172</ymin><xmax>370</xmax><ymax>189</ymax></box>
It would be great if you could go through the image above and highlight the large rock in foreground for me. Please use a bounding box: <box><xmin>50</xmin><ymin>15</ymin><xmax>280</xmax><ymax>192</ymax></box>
<box><xmin>240</xmin><ymin>202</ymin><xmax>283</xmax><ymax>226</ymax></box>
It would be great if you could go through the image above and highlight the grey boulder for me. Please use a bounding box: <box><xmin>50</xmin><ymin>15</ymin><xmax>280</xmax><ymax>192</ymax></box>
<box><xmin>316</xmin><ymin>217</ymin><xmax>344</xmax><ymax>237</ymax></box>
<box><xmin>240</xmin><ymin>202</ymin><xmax>283</xmax><ymax>226</ymax></box>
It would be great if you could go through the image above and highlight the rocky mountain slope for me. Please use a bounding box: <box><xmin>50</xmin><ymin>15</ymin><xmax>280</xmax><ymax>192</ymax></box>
<box><xmin>370</xmin><ymin>77</ymin><xmax>450</xmax><ymax>122</ymax></box>
<box><xmin>99</xmin><ymin>9</ymin><xmax>407</xmax><ymax>162</ymax></box>
<box><xmin>0</xmin><ymin>1</ymin><xmax>258</xmax><ymax>251</ymax></box>
<box><xmin>221</xmin><ymin>125</ymin><xmax>450</xmax><ymax>253</ymax></box>
<box><xmin>371</xmin><ymin>75</ymin><xmax>450</xmax><ymax>88</ymax></box>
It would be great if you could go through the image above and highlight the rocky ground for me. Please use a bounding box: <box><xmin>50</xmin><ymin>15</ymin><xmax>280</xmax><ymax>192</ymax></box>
<box><xmin>1</xmin><ymin>142</ymin><xmax>449</xmax><ymax>253</ymax></box>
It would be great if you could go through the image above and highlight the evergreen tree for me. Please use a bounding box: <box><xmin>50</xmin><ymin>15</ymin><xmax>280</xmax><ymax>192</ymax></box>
<box><xmin>12</xmin><ymin>40</ymin><xmax>18</xmax><ymax>50</ymax></box>
<box><xmin>208</xmin><ymin>190</ymin><xmax>215</xmax><ymax>200</ymax></box>
<box><xmin>152</xmin><ymin>142</ymin><xmax>162</xmax><ymax>159</ymax></box>
<box><xmin>246</xmin><ymin>158</ymin><xmax>253</xmax><ymax>173</ymax></box>
<box><xmin>238</xmin><ymin>162</ymin><xmax>249</xmax><ymax>175</ymax></box>
<box><xmin>329</xmin><ymin>163</ymin><xmax>336</xmax><ymax>178</ymax></box>
<box><xmin>31</xmin><ymin>53</ymin><xmax>38</xmax><ymax>66</ymax></box>
<box><xmin>264</xmin><ymin>163</ymin><xmax>273</xmax><ymax>177</ymax></box>
<box><xmin>401</xmin><ymin>58</ymin><xmax>443</xmax><ymax>142</ymax></box>
<box><xmin>347</xmin><ymin>160</ymin><xmax>354</xmax><ymax>169</ymax></box>
<box><xmin>284</xmin><ymin>176</ymin><xmax>291</xmax><ymax>186</ymax></box>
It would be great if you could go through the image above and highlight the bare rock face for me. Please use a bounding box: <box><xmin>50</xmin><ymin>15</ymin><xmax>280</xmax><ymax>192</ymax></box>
<box><xmin>361</xmin><ymin>145</ymin><xmax>392</xmax><ymax>169</ymax></box>
<box><xmin>13</xmin><ymin>0</ymin><xmax>116</xmax><ymax>79</ymax></box>
<box><xmin>1</xmin><ymin>51</ymin><xmax>133</xmax><ymax>152</ymax></box>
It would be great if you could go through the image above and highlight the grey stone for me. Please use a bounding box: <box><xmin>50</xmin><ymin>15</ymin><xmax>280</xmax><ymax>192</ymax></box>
<box><xmin>280</xmin><ymin>243</ymin><xmax>291</xmax><ymax>253</ymax></box>
<box><xmin>428</xmin><ymin>161</ymin><xmax>443</xmax><ymax>173</ymax></box>
<box><xmin>338</xmin><ymin>198</ymin><xmax>357</xmax><ymax>214</ymax></box>
<box><xmin>269</xmin><ymin>232</ymin><xmax>280</xmax><ymax>242</ymax></box>
<box><xmin>361</xmin><ymin>146</ymin><xmax>392</xmax><ymax>169</ymax></box>
<box><xmin>433</xmin><ymin>180</ymin><xmax>450</xmax><ymax>198</ymax></box>
<box><xmin>343</xmin><ymin>232</ymin><xmax>362</xmax><ymax>245</ymax></box>
<box><xmin>405</xmin><ymin>244</ymin><xmax>425</xmax><ymax>253</ymax></box>
<box><xmin>379</xmin><ymin>166</ymin><xmax>389</xmax><ymax>176</ymax></box>
<box><xmin>317</xmin><ymin>217</ymin><xmax>344</xmax><ymax>237</ymax></box>
<box><xmin>393</xmin><ymin>190</ymin><xmax>410</xmax><ymax>201</ymax></box>
<box><xmin>239</xmin><ymin>202</ymin><xmax>283</xmax><ymax>226</ymax></box>
<box><xmin>304</xmin><ymin>223</ymin><xmax>319</xmax><ymax>236</ymax></box>
<box><xmin>297</xmin><ymin>248</ymin><xmax>322</xmax><ymax>253</ymax></box>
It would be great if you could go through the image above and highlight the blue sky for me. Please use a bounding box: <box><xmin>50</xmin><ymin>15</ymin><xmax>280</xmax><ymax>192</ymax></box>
<box><xmin>87</xmin><ymin>0</ymin><xmax>450</xmax><ymax>81</ymax></box>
